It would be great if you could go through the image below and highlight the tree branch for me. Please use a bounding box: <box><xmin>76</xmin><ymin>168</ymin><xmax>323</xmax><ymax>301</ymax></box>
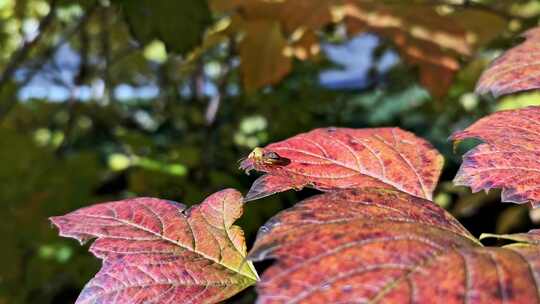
<box><xmin>0</xmin><ymin>0</ymin><xmax>58</xmax><ymax>89</ymax></box>
<box><xmin>205</xmin><ymin>36</ymin><xmax>236</xmax><ymax>126</ymax></box>
<box><xmin>0</xmin><ymin>2</ymin><xmax>97</xmax><ymax>121</ymax></box>
<box><xmin>100</xmin><ymin>7</ymin><xmax>117</xmax><ymax>104</ymax></box>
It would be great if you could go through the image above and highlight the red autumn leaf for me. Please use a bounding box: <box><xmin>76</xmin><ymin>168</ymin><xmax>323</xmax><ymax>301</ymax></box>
<box><xmin>476</xmin><ymin>27</ymin><xmax>540</xmax><ymax>97</ymax></box>
<box><xmin>240</xmin><ymin>127</ymin><xmax>443</xmax><ymax>201</ymax></box>
<box><xmin>249</xmin><ymin>188</ymin><xmax>540</xmax><ymax>303</ymax></box>
<box><xmin>451</xmin><ymin>106</ymin><xmax>540</xmax><ymax>207</ymax></box>
<box><xmin>50</xmin><ymin>189</ymin><xmax>258</xmax><ymax>304</ymax></box>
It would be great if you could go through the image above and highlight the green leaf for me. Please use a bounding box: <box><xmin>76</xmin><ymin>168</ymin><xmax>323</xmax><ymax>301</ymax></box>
<box><xmin>114</xmin><ymin>0</ymin><xmax>212</xmax><ymax>55</ymax></box>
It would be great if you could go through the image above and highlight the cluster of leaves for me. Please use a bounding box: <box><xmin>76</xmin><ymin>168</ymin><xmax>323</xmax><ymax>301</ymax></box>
<box><xmin>51</xmin><ymin>28</ymin><xmax>540</xmax><ymax>301</ymax></box>
<box><xmin>211</xmin><ymin>0</ymin><xmax>508</xmax><ymax>97</ymax></box>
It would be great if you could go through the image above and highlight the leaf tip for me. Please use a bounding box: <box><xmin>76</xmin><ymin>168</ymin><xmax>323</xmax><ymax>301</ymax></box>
<box><xmin>479</xmin><ymin>233</ymin><xmax>496</xmax><ymax>241</ymax></box>
<box><xmin>49</xmin><ymin>215</ymin><xmax>65</xmax><ymax>233</ymax></box>
<box><xmin>49</xmin><ymin>215</ymin><xmax>89</xmax><ymax>245</ymax></box>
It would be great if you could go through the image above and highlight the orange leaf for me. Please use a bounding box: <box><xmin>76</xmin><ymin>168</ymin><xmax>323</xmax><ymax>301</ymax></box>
<box><xmin>214</xmin><ymin>1</ymin><xmax>506</xmax><ymax>96</ymax></box>
<box><xmin>239</xmin><ymin>20</ymin><xmax>292</xmax><ymax>92</ymax></box>
<box><xmin>343</xmin><ymin>3</ymin><xmax>505</xmax><ymax>98</ymax></box>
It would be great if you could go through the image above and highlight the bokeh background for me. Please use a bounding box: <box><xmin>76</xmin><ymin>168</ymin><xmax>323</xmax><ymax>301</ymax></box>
<box><xmin>2</xmin><ymin>0</ymin><xmax>540</xmax><ymax>303</ymax></box>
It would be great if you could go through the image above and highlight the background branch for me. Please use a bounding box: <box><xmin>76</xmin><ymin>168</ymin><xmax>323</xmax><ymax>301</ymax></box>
<box><xmin>0</xmin><ymin>0</ymin><xmax>58</xmax><ymax>90</ymax></box>
<box><xmin>0</xmin><ymin>2</ymin><xmax>97</xmax><ymax>121</ymax></box>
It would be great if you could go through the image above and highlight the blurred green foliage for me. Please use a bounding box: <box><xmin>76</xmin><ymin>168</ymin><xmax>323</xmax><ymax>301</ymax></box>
<box><xmin>0</xmin><ymin>0</ymin><xmax>540</xmax><ymax>303</ymax></box>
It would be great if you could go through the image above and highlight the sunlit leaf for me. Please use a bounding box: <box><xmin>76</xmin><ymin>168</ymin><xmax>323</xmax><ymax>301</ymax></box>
<box><xmin>50</xmin><ymin>189</ymin><xmax>258</xmax><ymax>304</ymax></box>
<box><xmin>250</xmin><ymin>188</ymin><xmax>540</xmax><ymax>303</ymax></box>
<box><xmin>240</xmin><ymin>127</ymin><xmax>443</xmax><ymax>201</ymax></box>
<box><xmin>214</xmin><ymin>0</ymin><xmax>505</xmax><ymax>96</ymax></box>
<box><xmin>477</xmin><ymin>27</ymin><xmax>540</xmax><ymax>97</ymax></box>
<box><xmin>212</xmin><ymin>0</ymin><xmax>333</xmax><ymax>33</ymax></box>
<box><xmin>452</xmin><ymin>106</ymin><xmax>540</xmax><ymax>207</ymax></box>
<box><xmin>497</xmin><ymin>91</ymin><xmax>540</xmax><ymax>111</ymax></box>
<box><xmin>239</xmin><ymin>19</ymin><xmax>292</xmax><ymax>92</ymax></box>
<box><xmin>344</xmin><ymin>4</ymin><xmax>505</xmax><ymax>98</ymax></box>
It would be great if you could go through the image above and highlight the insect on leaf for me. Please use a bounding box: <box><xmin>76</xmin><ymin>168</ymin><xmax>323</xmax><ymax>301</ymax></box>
<box><xmin>476</xmin><ymin>27</ymin><xmax>540</xmax><ymax>97</ymax></box>
<box><xmin>50</xmin><ymin>189</ymin><xmax>258</xmax><ymax>304</ymax></box>
<box><xmin>240</xmin><ymin>127</ymin><xmax>443</xmax><ymax>201</ymax></box>
<box><xmin>451</xmin><ymin>106</ymin><xmax>540</xmax><ymax>207</ymax></box>
<box><xmin>250</xmin><ymin>188</ymin><xmax>540</xmax><ymax>303</ymax></box>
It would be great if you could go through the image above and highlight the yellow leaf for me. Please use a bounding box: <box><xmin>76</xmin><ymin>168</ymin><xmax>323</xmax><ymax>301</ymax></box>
<box><xmin>240</xmin><ymin>20</ymin><xmax>291</xmax><ymax>92</ymax></box>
